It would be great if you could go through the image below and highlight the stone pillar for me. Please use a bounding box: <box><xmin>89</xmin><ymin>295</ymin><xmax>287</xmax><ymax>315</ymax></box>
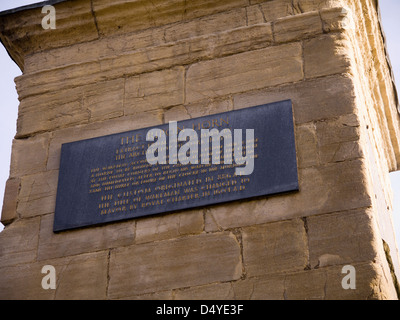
<box><xmin>0</xmin><ymin>0</ymin><xmax>399</xmax><ymax>299</ymax></box>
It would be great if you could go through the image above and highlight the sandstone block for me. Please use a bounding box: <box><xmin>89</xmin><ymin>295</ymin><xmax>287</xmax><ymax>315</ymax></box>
<box><xmin>1</xmin><ymin>178</ymin><xmax>20</xmax><ymax>225</ymax></box>
<box><xmin>38</xmin><ymin>214</ymin><xmax>135</xmax><ymax>261</ymax></box>
<box><xmin>320</xmin><ymin>7</ymin><xmax>354</xmax><ymax>33</ymax></box>
<box><xmin>17</xmin><ymin>170</ymin><xmax>59</xmax><ymax>218</ymax></box>
<box><xmin>17</xmin><ymin>95</ymin><xmax>87</xmax><ymax>138</ymax></box>
<box><xmin>108</xmin><ymin>233</ymin><xmax>242</xmax><ymax>298</ymax></box>
<box><xmin>83</xmin><ymin>78</ymin><xmax>125</xmax><ymax>122</ymax></box>
<box><xmin>185</xmin><ymin>98</ymin><xmax>233</xmax><ymax>119</ymax></box>
<box><xmin>186</xmin><ymin>43</ymin><xmax>303</xmax><ymax>103</ymax></box>
<box><xmin>135</xmin><ymin>210</ymin><xmax>204</xmax><ymax>244</ymax></box>
<box><xmin>284</xmin><ymin>269</ymin><xmax>327</xmax><ymax>300</ymax></box>
<box><xmin>295</xmin><ymin>123</ymin><xmax>319</xmax><ymax>168</ymax></box>
<box><xmin>205</xmin><ymin>160</ymin><xmax>372</xmax><ymax>230</ymax></box>
<box><xmin>316</xmin><ymin>114</ymin><xmax>360</xmax><ymax>145</ymax></box>
<box><xmin>174</xmin><ymin>282</ymin><xmax>235</xmax><ymax>300</ymax></box>
<box><xmin>16</xmin><ymin>81</ymin><xmax>118</xmax><ymax>137</ymax></box>
<box><xmin>273</xmin><ymin>11</ymin><xmax>322</xmax><ymax>43</ymax></box>
<box><xmin>0</xmin><ymin>217</ymin><xmax>40</xmax><ymax>268</ymax></box>
<box><xmin>10</xmin><ymin>133</ymin><xmax>51</xmax><ymax>178</ymax></box>
<box><xmin>15</xmin><ymin>59</ymin><xmax>102</xmax><ymax>101</ymax></box>
<box><xmin>24</xmin><ymin>26</ymin><xmax>165</xmax><ymax>74</ymax></box>
<box><xmin>292</xmin><ymin>0</ymin><xmax>343</xmax><ymax>13</ymax></box>
<box><xmin>304</xmin><ymin>33</ymin><xmax>353</xmax><ymax>78</ymax></box>
<box><xmin>233</xmin><ymin>261</ymin><xmax>397</xmax><ymax>300</ymax></box>
<box><xmin>202</xmin><ymin>23</ymin><xmax>273</xmax><ymax>58</ymax></box>
<box><xmin>163</xmin><ymin>105</ymin><xmax>191</xmax><ymax>123</ymax></box>
<box><xmin>92</xmin><ymin>0</ymin><xmax>247</xmax><ymax>36</ymax></box>
<box><xmin>324</xmin><ymin>262</ymin><xmax>398</xmax><ymax>300</ymax></box>
<box><xmin>246</xmin><ymin>5</ymin><xmax>265</xmax><ymax>25</ymax></box>
<box><xmin>0</xmin><ymin>0</ymin><xmax>99</xmax><ymax>69</ymax></box>
<box><xmin>259</xmin><ymin>0</ymin><xmax>294</xmax><ymax>22</ymax></box>
<box><xmin>232</xmin><ymin>275</ymin><xmax>285</xmax><ymax>299</ymax></box>
<box><xmin>306</xmin><ymin>209</ymin><xmax>378</xmax><ymax>268</ymax></box>
<box><xmin>125</xmin><ymin>67</ymin><xmax>185</xmax><ymax>115</ymax></box>
<box><xmin>320</xmin><ymin>140</ymin><xmax>363</xmax><ymax>163</ymax></box>
<box><xmin>17</xmin><ymin>23</ymin><xmax>273</xmax><ymax>100</ymax></box>
<box><xmin>120</xmin><ymin>291</ymin><xmax>173</xmax><ymax>300</ymax></box>
<box><xmin>24</xmin><ymin>14</ymin><xmax>268</xmax><ymax>75</ymax></box>
<box><xmin>281</xmin><ymin>264</ymin><xmax>386</xmax><ymax>300</ymax></box>
<box><xmin>0</xmin><ymin>252</ymin><xmax>108</xmax><ymax>300</ymax></box>
<box><xmin>242</xmin><ymin>219</ymin><xmax>308</xmax><ymax>277</ymax></box>
<box><xmin>164</xmin><ymin>8</ymin><xmax>246</xmax><ymax>43</ymax></box>
<box><xmin>233</xmin><ymin>75</ymin><xmax>356</xmax><ymax>124</ymax></box>
<box><xmin>316</xmin><ymin>114</ymin><xmax>363</xmax><ymax>163</ymax></box>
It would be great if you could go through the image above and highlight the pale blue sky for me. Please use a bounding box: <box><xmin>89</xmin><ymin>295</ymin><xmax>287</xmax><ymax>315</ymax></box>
<box><xmin>0</xmin><ymin>1</ymin><xmax>399</xmax><ymax>242</ymax></box>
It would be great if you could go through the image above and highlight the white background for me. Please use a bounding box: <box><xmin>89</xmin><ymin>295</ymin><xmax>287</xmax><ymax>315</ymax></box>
<box><xmin>0</xmin><ymin>1</ymin><xmax>399</xmax><ymax>245</ymax></box>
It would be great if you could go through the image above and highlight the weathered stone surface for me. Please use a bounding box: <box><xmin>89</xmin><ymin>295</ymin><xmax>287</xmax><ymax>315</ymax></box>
<box><xmin>163</xmin><ymin>8</ymin><xmax>246</xmax><ymax>43</ymax></box>
<box><xmin>304</xmin><ymin>33</ymin><xmax>352</xmax><ymax>78</ymax></box>
<box><xmin>292</xmin><ymin>0</ymin><xmax>343</xmax><ymax>13</ymax></box>
<box><xmin>242</xmin><ymin>220</ymin><xmax>308</xmax><ymax>277</ymax></box>
<box><xmin>124</xmin><ymin>67</ymin><xmax>185</xmax><ymax>115</ymax></box>
<box><xmin>205</xmin><ymin>160</ymin><xmax>372</xmax><ymax>230</ymax></box>
<box><xmin>273</xmin><ymin>11</ymin><xmax>322</xmax><ymax>43</ymax></box>
<box><xmin>324</xmin><ymin>262</ymin><xmax>398</xmax><ymax>300</ymax></box>
<box><xmin>23</xmin><ymin>22</ymin><xmax>273</xmax><ymax>84</ymax></box>
<box><xmin>135</xmin><ymin>210</ymin><xmax>204</xmax><ymax>244</ymax></box>
<box><xmin>17</xmin><ymin>23</ymin><xmax>274</xmax><ymax>100</ymax></box>
<box><xmin>320</xmin><ymin>7</ymin><xmax>354</xmax><ymax>33</ymax></box>
<box><xmin>307</xmin><ymin>209</ymin><xmax>378</xmax><ymax>269</ymax></box>
<box><xmin>174</xmin><ymin>282</ymin><xmax>235</xmax><ymax>300</ymax></box>
<box><xmin>258</xmin><ymin>0</ymin><xmax>294</xmax><ymax>21</ymax></box>
<box><xmin>0</xmin><ymin>0</ymin><xmax>99</xmax><ymax>70</ymax></box>
<box><xmin>282</xmin><ymin>262</ymin><xmax>391</xmax><ymax>300</ymax></box>
<box><xmin>232</xmin><ymin>275</ymin><xmax>286</xmax><ymax>300</ymax></box>
<box><xmin>0</xmin><ymin>252</ymin><xmax>108</xmax><ymax>300</ymax></box>
<box><xmin>163</xmin><ymin>105</ymin><xmax>191</xmax><ymax>123</ymax></box>
<box><xmin>17</xmin><ymin>170</ymin><xmax>58</xmax><ymax>218</ymax></box>
<box><xmin>10</xmin><ymin>133</ymin><xmax>51</xmax><ymax>178</ymax></box>
<box><xmin>316</xmin><ymin>113</ymin><xmax>360</xmax><ymax>145</ymax></box>
<box><xmin>316</xmin><ymin>113</ymin><xmax>363</xmax><ymax>163</ymax></box>
<box><xmin>83</xmin><ymin>78</ymin><xmax>125</xmax><ymax>122</ymax></box>
<box><xmin>319</xmin><ymin>140</ymin><xmax>363</xmax><ymax>163</ymax></box>
<box><xmin>186</xmin><ymin>43</ymin><xmax>303</xmax><ymax>103</ymax></box>
<box><xmin>185</xmin><ymin>98</ymin><xmax>234</xmax><ymax>119</ymax></box>
<box><xmin>284</xmin><ymin>269</ymin><xmax>327</xmax><ymax>300</ymax></box>
<box><xmin>24</xmin><ymin>27</ymin><xmax>165</xmax><ymax>73</ymax></box>
<box><xmin>0</xmin><ymin>217</ymin><xmax>40</xmax><ymax>268</ymax></box>
<box><xmin>17</xmin><ymin>89</ymin><xmax>87</xmax><ymax>138</ymax></box>
<box><xmin>232</xmin><ymin>261</ymin><xmax>397</xmax><ymax>300</ymax></box>
<box><xmin>92</xmin><ymin>0</ymin><xmax>248</xmax><ymax>37</ymax></box>
<box><xmin>246</xmin><ymin>5</ymin><xmax>265</xmax><ymax>25</ymax></box>
<box><xmin>38</xmin><ymin>214</ymin><xmax>135</xmax><ymax>261</ymax></box>
<box><xmin>1</xmin><ymin>178</ymin><xmax>20</xmax><ymax>225</ymax></box>
<box><xmin>295</xmin><ymin>123</ymin><xmax>319</xmax><ymax>168</ymax></box>
<box><xmin>120</xmin><ymin>291</ymin><xmax>173</xmax><ymax>300</ymax></box>
<box><xmin>108</xmin><ymin>233</ymin><xmax>242</xmax><ymax>298</ymax></box>
<box><xmin>15</xmin><ymin>79</ymin><xmax>122</xmax><ymax>138</ymax></box>
<box><xmin>233</xmin><ymin>75</ymin><xmax>356</xmax><ymax>124</ymax></box>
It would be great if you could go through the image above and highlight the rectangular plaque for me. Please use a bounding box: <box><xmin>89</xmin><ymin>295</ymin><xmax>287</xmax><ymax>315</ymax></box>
<box><xmin>54</xmin><ymin>100</ymin><xmax>298</xmax><ymax>232</ymax></box>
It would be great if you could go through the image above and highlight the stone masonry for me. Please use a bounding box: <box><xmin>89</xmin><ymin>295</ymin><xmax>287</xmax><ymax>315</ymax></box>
<box><xmin>0</xmin><ymin>0</ymin><xmax>400</xmax><ymax>299</ymax></box>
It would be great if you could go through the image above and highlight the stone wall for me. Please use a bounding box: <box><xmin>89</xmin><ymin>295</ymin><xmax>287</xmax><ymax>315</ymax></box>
<box><xmin>0</xmin><ymin>0</ymin><xmax>399</xmax><ymax>299</ymax></box>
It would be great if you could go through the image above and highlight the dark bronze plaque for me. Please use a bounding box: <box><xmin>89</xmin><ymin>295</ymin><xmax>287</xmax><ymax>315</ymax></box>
<box><xmin>54</xmin><ymin>100</ymin><xmax>298</xmax><ymax>232</ymax></box>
